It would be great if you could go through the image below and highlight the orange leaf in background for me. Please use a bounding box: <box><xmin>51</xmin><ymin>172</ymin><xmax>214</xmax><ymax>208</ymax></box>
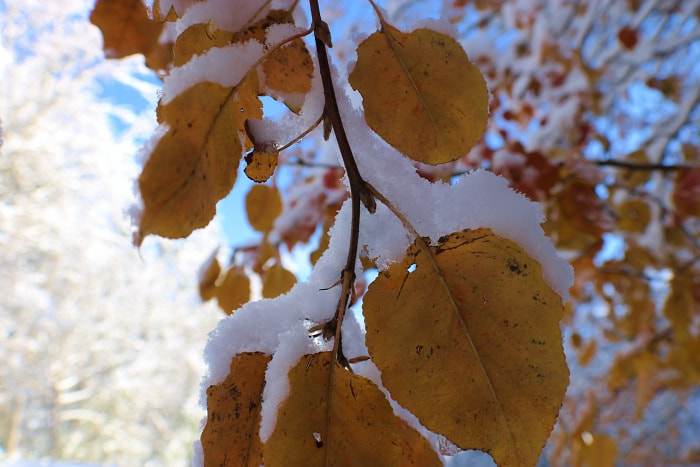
<box><xmin>673</xmin><ymin>167</ymin><xmax>700</xmax><ymax>219</ymax></box>
<box><xmin>262</xmin><ymin>264</ymin><xmax>296</xmax><ymax>299</ymax></box>
<box><xmin>201</xmin><ymin>352</ymin><xmax>271</xmax><ymax>466</ymax></box>
<box><xmin>262</xmin><ymin>352</ymin><xmax>441</xmax><ymax>466</ymax></box>
<box><xmin>617</xmin><ymin>26</ymin><xmax>639</xmax><ymax>50</ymax></box>
<box><xmin>216</xmin><ymin>266</ymin><xmax>251</xmax><ymax>315</ymax></box>
<box><xmin>363</xmin><ymin>228</ymin><xmax>568</xmax><ymax>466</ymax></box>
<box><xmin>616</xmin><ymin>199</ymin><xmax>651</xmax><ymax>233</ymax></box>
<box><xmin>245</xmin><ymin>184</ymin><xmax>283</xmax><ymax>233</ymax></box>
<box><xmin>198</xmin><ymin>251</ymin><xmax>221</xmax><ymax>301</ymax></box>
<box><xmin>350</xmin><ymin>26</ymin><xmax>488</xmax><ymax>164</ymax></box>
<box><xmin>90</xmin><ymin>0</ymin><xmax>163</xmax><ymax>59</ymax></box>
<box><xmin>576</xmin><ymin>432</ymin><xmax>618</xmax><ymax>467</ymax></box>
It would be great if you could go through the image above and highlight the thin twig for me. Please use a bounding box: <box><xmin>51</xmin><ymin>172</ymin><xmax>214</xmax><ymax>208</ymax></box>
<box><xmin>596</xmin><ymin>160</ymin><xmax>694</xmax><ymax>171</ymax></box>
<box><xmin>309</xmin><ymin>0</ymin><xmax>374</xmax><ymax>369</ymax></box>
<box><xmin>277</xmin><ymin>114</ymin><xmax>324</xmax><ymax>152</ymax></box>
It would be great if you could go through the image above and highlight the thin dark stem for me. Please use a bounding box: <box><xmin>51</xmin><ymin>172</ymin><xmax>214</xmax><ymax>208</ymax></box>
<box><xmin>280</xmin><ymin>158</ymin><xmax>343</xmax><ymax>170</ymax></box>
<box><xmin>277</xmin><ymin>114</ymin><xmax>324</xmax><ymax>152</ymax></box>
<box><xmin>596</xmin><ymin>160</ymin><xmax>694</xmax><ymax>171</ymax></box>
<box><xmin>309</xmin><ymin>0</ymin><xmax>373</xmax><ymax>365</ymax></box>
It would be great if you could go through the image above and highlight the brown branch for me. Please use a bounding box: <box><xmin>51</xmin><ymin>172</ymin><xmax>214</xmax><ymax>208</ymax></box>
<box><xmin>309</xmin><ymin>0</ymin><xmax>374</xmax><ymax>366</ymax></box>
<box><xmin>596</xmin><ymin>160</ymin><xmax>694</xmax><ymax>171</ymax></box>
<box><xmin>277</xmin><ymin>114</ymin><xmax>324</xmax><ymax>152</ymax></box>
<box><xmin>280</xmin><ymin>158</ymin><xmax>343</xmax><ymax>170</ymax></box>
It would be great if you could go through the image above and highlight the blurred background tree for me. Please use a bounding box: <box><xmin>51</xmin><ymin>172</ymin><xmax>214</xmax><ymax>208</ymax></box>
<box><xmin>2</xmin><ymin>0</ymin><xmax>699</xmax><ymax>465</ymax></box>
<box><xmin>0</xmin><ymin>1</ymin><xmax>221</xmax><ymax>464</ymax></box>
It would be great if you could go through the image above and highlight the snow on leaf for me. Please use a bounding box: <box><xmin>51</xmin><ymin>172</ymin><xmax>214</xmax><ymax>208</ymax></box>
<box><xmin>261</xmin><ymin>29</ymin><xmax>314</xmax><ymax>97</ymax></box>
<box><xmin>363</xmin><ymin>228</ymin><xmax>568</xmax><ymax>466</ymax></box>
<box><xmin>173</xmin><ymin>23</ymin><xmax>235</xmax><ymax>67</ymax></box>
<box><xmin>349</xmin><ymin>26</ymin><xmax>488</xmax><ymax>165</ymax></box>
<box><xmin>262</xmin><ymin>352</ymin><xmax>440</xmax><ymax>466</ymax></box>
<box><xmin>90</xmin><ymin>0</ymin><xmax>163</xmax><ymax>59</ymax></box>
<box><xmin>201</xmin><ymin>352</ymin><xmax>271</xmax><ymax>466</ymax></box>
<box><xmin>245</xmin><ymin>184</ymin><xmax>283</xmax><ymax>233</ymax></box>
<box><xmin>136</xmin><ymin>76</ymin><xmax>262</xmax><ymax>243</ymax></box>
<box><xmin>216</xmin><ymin>266</ymin><xmax>251</xmax><ymax>315</ymax></box>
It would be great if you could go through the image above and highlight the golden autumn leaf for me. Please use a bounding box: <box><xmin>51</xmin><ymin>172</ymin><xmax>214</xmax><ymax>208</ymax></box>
<box><xmin>216</xmin><ymin>266</ymin><xmax>251</xmax><ymax>315</ymax></box>
<box><xmin>262</xmin><ymin>37</ymin><xmax>315</xmax><ymax>97</ymax></box>
<box><xmin>620</xmin><ymin>150</ymin><xmax>651</xmax><ymax>187</ymax></box>
<box><xmin>136</xmin><ymin>77</ymin><xmax>262</xmax><ymax>243</ymax></box>
<box><xmin>616</xmin><ymin>199</ymin><xmax>650</xmax><ymax>233</ymax></box>
<box><xmin>664</xmin><ymin>276</ymin><xmax>700</xmax><ymax>385</ymax></box>
<box><xmin>173</xmin><ymin>23</ymin><xmax>235</xmax><ymax>67</ymax></box>
<box><xmin>363</xmin><ymin>228</ymin><xmax>568</xmax><ymax>466</ymax></box>
<box><xmin>198</xmin><ymin>251</ymin><xmax>221</xmax><ymax>301</ymax></box>
<box><xmin>349</xmin><ymin>26</ymin><xmax>488</xmax><ymax>164</ymax></box>
<box><xmin>263</xmin><ymin>352</ymin><xmax>440</xmax><ymax>466</ymax></box>
<box><xmin>577</xmin><ymin>432</ymin><xmax>618</xmax><ymax>467</ymax></box>
<box><xmin>201</xmin><ymin>352</ymin><xmax>271</xmax><ymax>467</ymax></box>
<box><xmin>244</xmin><ymin>148</ymin><xmax>279</xmax><ymax>183</ymax></box>
<box><xmin>262</xmin><ymin>264</ymin><xmax>296</xmax><ymax>299</ymax></box>
<box><xmin>90</xmin><ymin>0</ymin><xmax>163</xmax><ymax>59</ymax></box>
<box><xmin>246</xmin><ymin>184</ymin><xmax>283</xmax><ymax>232</ymax></box>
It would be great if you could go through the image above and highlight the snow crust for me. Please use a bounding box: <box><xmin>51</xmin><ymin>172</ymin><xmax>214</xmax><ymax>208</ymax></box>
<box><xmin>161</xmin><ymin>41</ymin><xmax>264</xmax><ymax>104</ymax></box>
<box><xmin>176</xmin><ymin>0</ymin><xmax>269</xmax><ymax>34</ymax></box>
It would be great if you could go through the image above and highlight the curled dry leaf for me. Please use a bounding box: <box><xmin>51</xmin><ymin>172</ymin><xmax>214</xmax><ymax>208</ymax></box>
<box><xmin>263</xmin><ymin>352</ymin><xmax>440</xmax><ymax>466</ymax></box>
<box><xmin>245</xmin><ymin>147</ymin><xmax>279</xmax><ymax>183</ymax></box>
<box><xmin>363</xmin><ymin>228</ymin><xmax>568</xmax><ymax>466</ymax></box>
<box><xmin>201</xmin><ymin>352</ymin><xmax>271</xmax><ymax>466</ymax></box>
<box><xmin>349</xmin><ymin>26</ymin><xmax>488</xmax><ymax>165</ymax></box>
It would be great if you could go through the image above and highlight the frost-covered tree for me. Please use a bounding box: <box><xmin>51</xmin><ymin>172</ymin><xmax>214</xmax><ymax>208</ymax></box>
<box><xmin>0</xmin><ymin>1</ymin><xmax>221</xmax><ymax>464</ymax></box>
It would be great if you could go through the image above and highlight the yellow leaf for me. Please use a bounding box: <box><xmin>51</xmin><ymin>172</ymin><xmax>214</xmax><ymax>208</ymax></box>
<box><xmin>263</xmin><ymin>352</ymin><xmax>441</xmax><ymax>466</ymax></box>
<box><xmin>90</xmin><ymin>0</ymin><xmax>163</xmax><ymax>59</ymax></box>
<box><xmin>349</xmin><ymin>26</ymin><xmax>488</xmax><ymax>164</ymax></box>
<box><xmin>577</xmin><ymin>339</ymin><xmax>598</xmax><ymax>367</ymax></box>
<box><xmin>262</xmin><ymin>37</ymin><xmax>314</xmax><ymax>96</ymax></box>
<box><xmin>246</xmin><ymin>184</ymin><xmax>283</xmax><ymax>233</ymax></box>
<box><xmin>577</xmin><ymin>432</ymin><xmax>618</xmax><ymax>467</ymax></box>
<box><xmin>198</xmin><ymin>251</ymin><xmax>221</xmax><ymax>301</ymax></box>
<box><xmin>262</xmin><ymin>264</ymin><xmax>296</xmax><ymax>299</ymax></box>
<box><xmin>244</xmin><ymin>149</ymin><xmax>279</xmax><ymax>183</ymax></box>
<box><xmin>616</xmin><ymin>199</ymin><xmax>650</xmax><ymax>233</ymax></box>
<box><xmin>136</xmin><ymin>77</ymin><xmax>262</xmax><ymax>243</ymax></box>
<box><xmin>201</xmin><ymin>352</ymin><xmax>271</xmax><ymax>466</ymax></box>
<box><xmin>620</xmin><ymin>150</ymin><xmax>651</xmax><ymax>186</ymax></box>
<box><xmin>363</xmin><ymin>228</ymin><xmax>568</xmax><ymax>466</ymax></box>
<box><xmin>173</xmin><ymin>23</ymin><xmax>235</xmax><ymax>67</ymax></box>
<box><xmin>216</xmin><ymin>266</ymin><xmax>251</xmax><ymax>315</ymax></box>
